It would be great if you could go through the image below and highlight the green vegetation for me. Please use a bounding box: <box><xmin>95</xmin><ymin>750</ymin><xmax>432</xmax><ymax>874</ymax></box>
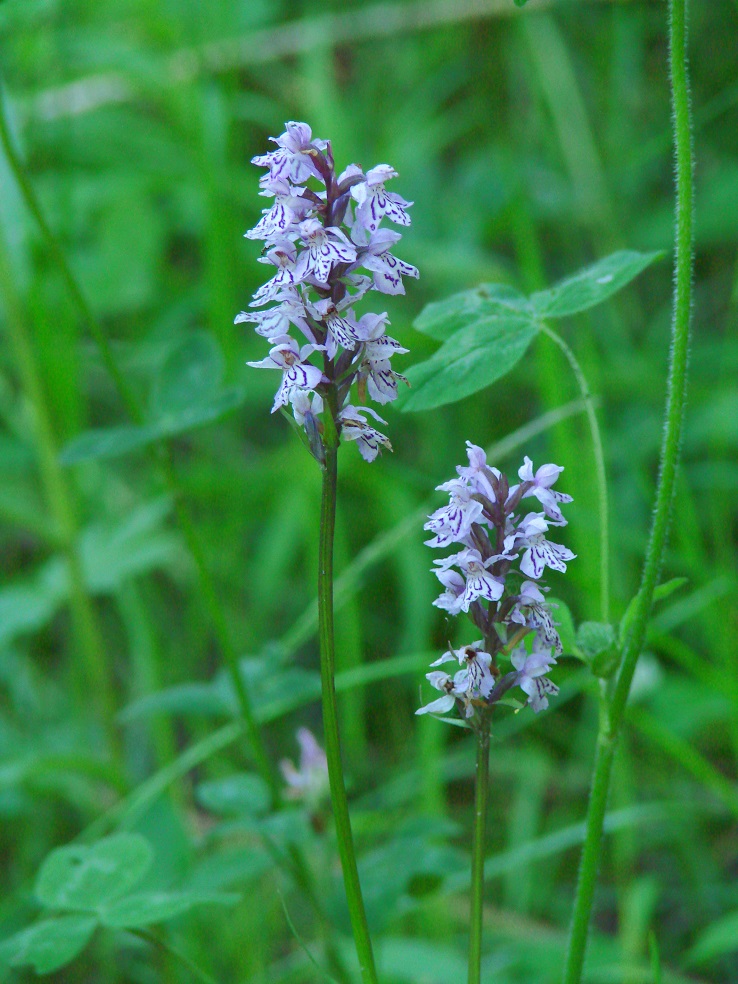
<box><xmin>0</xmin><ymin>0</ymin><xmax>736</xmax><ymax>981</ymax></box>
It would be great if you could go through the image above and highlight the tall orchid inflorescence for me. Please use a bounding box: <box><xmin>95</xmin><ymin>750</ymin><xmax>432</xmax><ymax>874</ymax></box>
<box><xmin>417</xmin><ymin>443</ymin><xmax>576</xmax><ymax>721</ymax></box>
<box><xmin>237</xmin><ymin>121</ymin><xmax>418</xmax><ymax>464</ymax></box>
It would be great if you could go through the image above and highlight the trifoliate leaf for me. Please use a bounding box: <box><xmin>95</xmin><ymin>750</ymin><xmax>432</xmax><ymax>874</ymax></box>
<box><xmin>36</xmin><ymin>834</ymin><xmax>153</xmax><ymax>911</ymax></box>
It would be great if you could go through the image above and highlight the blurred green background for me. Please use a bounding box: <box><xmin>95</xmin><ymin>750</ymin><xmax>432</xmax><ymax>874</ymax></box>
<box><xmin>0</xmin><ymin>0</ymin><xmax>737</xmax><ymax>980</ymax></box>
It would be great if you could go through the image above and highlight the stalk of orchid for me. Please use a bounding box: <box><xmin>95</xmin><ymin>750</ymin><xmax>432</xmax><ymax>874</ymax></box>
<box><xmin>240</xmin><ymin>121</ymin><xmax>418</xmax><ymax>984</ymax></box>
<box><xmin>417</xmin><ymin>443</ymin><xmax>575</xmax><ymax>984</ymax></box>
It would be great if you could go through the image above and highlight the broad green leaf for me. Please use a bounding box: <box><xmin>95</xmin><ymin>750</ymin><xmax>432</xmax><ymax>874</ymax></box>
<box><xmin>59</xmin><ymin>424</ymin><xmax>159</xmax><ymax>465</ymax></box>
<box><xmin>413</xmin><ymin>283</ymin><xmax>530</xmax><ymax>342</ymax></box>
<box><xmin>99</xmin><ymin>891</ymin><xmax>238</xmax><ymax>929</ymax></box>
<box><xmin>36</xmin><ymin>834</ymin><xmax>153</xmax><ymax>911</ymax></box>
<box><xmin>59</xmin><ymin>388</ymin><xmax>245</xmax><ymax>464</ymax></box>
<box><xmin>530</xmin><ymin>250</ymin><xmax>663</xmax><ymax>318</ymax></box>
<box><xmin>687</xmin><ymin>909</ymin><xmax>738</xmax><ymax>964</ymax></box>
<box><xmin>401</xmin><ymin>314</ymin><xmax>538</xmax><ymax>412</ymax></box>
<box><xmin>196</xmin><ymin>773</ymin><xmax>271</xmax><ymax>817</ymax></box>
<box><xmin>151</xmin><ymin>332</ymin><xmax>223</xmax><ymax>416</ymax></box>
<box><xmin>153</xmin><ymin>386</ymin><xmax>245</xmax><ymax>438</ymax></box>
<box><xmin>0</xmin><ymin>915</ymin><xmax>96</xmax><ymax>975</ymax></box>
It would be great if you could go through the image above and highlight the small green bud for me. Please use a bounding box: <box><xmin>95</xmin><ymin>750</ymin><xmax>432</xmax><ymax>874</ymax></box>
<box><xmin>576</xmin><ymin>621</ymin><xmax>618</xmax><ymax>679</ymax></box>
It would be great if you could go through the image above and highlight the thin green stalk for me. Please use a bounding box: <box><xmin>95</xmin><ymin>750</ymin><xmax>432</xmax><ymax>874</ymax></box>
<box><xmin>468</xmin><ymin>717</ymin><xmax>491</xmax><ymax>984</ymax></box>
<box><xmin>562</xmin><ymin>1</ymin><xmax>694</xmax><ymax>980</ymax></box>
<box><xmin>318</xmin><ymin>424</ymin><xmax>378</xmax><ymax>984</ymax></box>
<box><xmin>0</xmin><ymin>227</ymin><xmax>118</xmax><ymax>753</ymax></box>
<box><xmin>0</xmin><ymin>82</ymin><xmax>276</xmax><ymax>803</ymax></box>
<box><xmin>538</xmin><ymin>323</ymin><xmax>610</xmax><ymax>622</ymax></box>
<box><xmin>132</xmin><ymin>929</ymin><xmax>220</xmax><ymax>984</ymax></box>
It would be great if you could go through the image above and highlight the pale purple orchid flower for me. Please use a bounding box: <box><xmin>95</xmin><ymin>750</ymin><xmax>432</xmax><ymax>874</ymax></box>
<box><xmin>353</xmin><ymin>228</ymin><xmax>419</xmax><ymax>295</ymax></box>
<box><xmin>246</xmin><ymin>335</ymin><xmax>324</xmax><ymax>413</ymax></box>
<box><xmin>517</xmin><ymin>513</ymin><xmax>576</xmax><ymax>580</ymax></box>
<box><xmin>424</xmin><ymin>479</ymin><xmax>485</xmax><ymax>549</ymax></box>
<box><xmin>294</xmin><ymin>218</ymin><xmax>357</xmax><ymax>284</ymax></box>
<box><xmin>339</xmin><ymin>405</ymin><xmax>392</xmax><ymax>462</ymax></box>
<box><xmin>510</xmin><ymin>647</ymin><xmax>559</xmax><ymax>713</ymax></box>
<box><xmin>351</xmin><ymin>164</ymin><xmax>413</xmax><ymax>234</ymax></box>
<box><xmin>510</xmin><ymin>456</ymin><xmax>574</xmax><ymax>525</ymax></box>
<box><xmin>280</xmin><ymin>727</ymin><xmax>329</xmax><ymax>804</ymax></box>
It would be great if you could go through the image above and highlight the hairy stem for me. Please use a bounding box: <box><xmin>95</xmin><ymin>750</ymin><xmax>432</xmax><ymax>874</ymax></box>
<box><xmin>562</xmin><ymin>0</ymin><xmax>694</xmax><ymax>979</ymax></box>
<box><xmin>319</xmin><ymin>400</ymin><xmax>378</xmax><ymax>984</ymax></box>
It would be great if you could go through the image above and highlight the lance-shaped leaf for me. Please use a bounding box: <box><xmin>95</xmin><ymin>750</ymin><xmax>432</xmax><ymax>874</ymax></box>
<box><xmin>401</xmin><ymin>313</ymin><xmax>538</xmax><ymax>412</ymax></box>
<box><xmin>530</xmin><ymin>250</ymin><xmax>663</xmax><ymax>319</ymax></box>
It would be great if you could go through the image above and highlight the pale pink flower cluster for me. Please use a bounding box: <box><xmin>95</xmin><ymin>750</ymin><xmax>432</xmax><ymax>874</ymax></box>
<box><xmin>238</xmin><ymin>122</ymin><xmax>417</xmax><ymax>462</ymax></box>
<box><xmin>417</xmin><ymin>444</ymin><xmax>575</xmax><ymax>718</ymax></box>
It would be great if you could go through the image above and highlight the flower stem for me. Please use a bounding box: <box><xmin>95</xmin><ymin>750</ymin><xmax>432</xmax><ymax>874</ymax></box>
<box><xmin>468</xmin><ymin>715</ymin><xmax>491</xmax><ymax>984</ymax></box>
<box><xmin>538</xmin><ymin>322</ymin><xmax>610</xmax><ymax>623</ymax></box>
<box><xmin>562</xmin><ymin>0</ymin><xmax>694</xmax><ymax>980</ymax></box>
<box><xmin>319</xmin><ymin>410</ymin><xmax>378</xmax><ymax>984</ymax></box>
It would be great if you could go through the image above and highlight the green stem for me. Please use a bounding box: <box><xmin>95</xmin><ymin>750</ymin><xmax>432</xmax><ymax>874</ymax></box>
<box><xmin>538</xmin><ymin>323</ymin><xmax>610</xmax><ymax>622</ymax></box>
<box><xmin>0</xmin><ymin>81</ymin><xmax>276</xmax><ymax>804</ymax></box>
<box><xmin>468</xmin><ymin>716</ymin><xmax>491</xmax><ymax>984</ymax></box>
<box><xmin>133</xmin><ymin>929</ymin><xmax>220</xmax><ymax>984</ymax></box>
<box><xmin>562</xmin><ymin>1</ymin><xmax>694</xmax><ymax>980</ymax></box>
<box><xmin>0</xmin><ymin>226</ymin><xmax>119</xmax><ymax>754</ymax></box>
<box><xmin>319</xmin><ymin>423</ymin><xmax>378</xmax><ymax>984</ymax></box>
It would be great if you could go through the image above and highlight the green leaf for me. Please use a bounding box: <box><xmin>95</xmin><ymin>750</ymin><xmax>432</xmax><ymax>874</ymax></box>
<box><xmin>154</xmin><ymin>386</ymin><xmax>245</xmax><ymax>438</ymax></box>
<box><xmin>59</xmin><ymin>424</ymin><xmax>160</xmax><ymax>465</ymax></box>
<box><xmin>619</xmin><ymin>576</ymin><xmax>689</xmax><ymax>640</ymax></box>
<box><xmin>686</xmin><ymin>909</ymin><xmax>738</xmax><ymax>964</ymax></box>
<box><xmin>60</xmin><ymin>334</ymin><xmax>245</xmax><ymax>465</ymax></box>
<box><xmin>0</xmin><ymin>915</ymin><xmax>97</xmax><ymax>974</ymax></box>
<box><xmin>401</xmin><ymin>314</ymin><xmax>538</xmax><ymax>412</ymax></box>
<box><xmin>576</xmin><ymin>621</ymin><xmax>616</xmax><ymax>659</ymax></box>
<box><xmin>196</xmin><ymin>773</ymin><xmax>271</xmax><ymax>817</ymax></box>
<box><xmin>652</xmin><ymin>576</ymin><xmax>689</xmax><ymax>603</ymax></box>
<box><xmin>530</xmin><ymin>251</ymin><xmax>663</xmax><ymax>319</ymax></box>
<box><xmin>99</xmin><ymin>891</ymin><xmax>238</xmax><ymax>929</ymax></box>
<box><xmin>413</xmin><ymin>283</ymin><xmax>530</xmax><ymax>342</ymax></box>
<box><xmin>151</xmin><ymin>332</ymin><xmax>223</xmax><ymax>416</ymax></box>
<box><xmin>36</xmin><ymin>834</ymin><xmax>153</xmax><ymax>911</ymax></box>
<box><xmin>576</xmin><ymin>621</ymin><xmax>619</xmax><ymax>679</ymax></box>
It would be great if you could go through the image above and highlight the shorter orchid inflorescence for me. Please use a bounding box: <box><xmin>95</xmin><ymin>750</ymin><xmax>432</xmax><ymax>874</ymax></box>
<box><xmin>238</xmin><ymin>121</ymin><xmax>417</xmax><ymax>463</ymax></box>
<box><xmin>417</xmin><ymin>443</ymin><xmax>576</xmax><ymax>722</ymax></box>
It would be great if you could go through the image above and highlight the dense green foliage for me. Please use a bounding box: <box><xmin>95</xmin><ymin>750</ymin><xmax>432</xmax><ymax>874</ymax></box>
<box><xmin>0</xmin><ymin>0</ymin><xmax>736</xmax><ymax>981</ymax></box>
